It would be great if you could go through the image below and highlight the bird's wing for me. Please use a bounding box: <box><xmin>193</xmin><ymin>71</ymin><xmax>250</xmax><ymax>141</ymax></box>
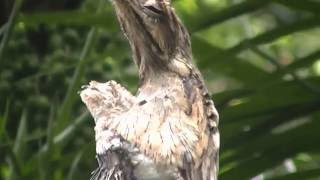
<box><xmin>179</xmin><ymin>73</ymin><xmax>220</xmax><ymax>180</ymax></box>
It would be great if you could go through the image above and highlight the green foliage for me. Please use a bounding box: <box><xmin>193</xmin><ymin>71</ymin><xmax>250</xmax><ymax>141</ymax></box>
<box><xmin>0</xmin><ymin>0</ymin><xmax>319</xmax><ymax>179</ymax></box>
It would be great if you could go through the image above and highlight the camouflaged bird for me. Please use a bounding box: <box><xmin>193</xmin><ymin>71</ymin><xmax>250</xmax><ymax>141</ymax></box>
<box><xmin>80</xmin><ymin>0</ymin><xmax>220</xmax><ymax>179</ymax></box>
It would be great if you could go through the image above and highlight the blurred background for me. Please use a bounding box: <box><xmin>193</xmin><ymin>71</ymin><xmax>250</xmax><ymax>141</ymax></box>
<box><xmin>1</xmin><ymin>0</ymin><xmax>320</xmax><ymax>179</ymax></box>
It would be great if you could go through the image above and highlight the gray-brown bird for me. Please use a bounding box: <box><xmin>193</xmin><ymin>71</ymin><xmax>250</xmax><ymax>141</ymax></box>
<box><xmin>80</xmin><ymin>0</ymin><xmax>220</xmax><ymax>179</ymax></box>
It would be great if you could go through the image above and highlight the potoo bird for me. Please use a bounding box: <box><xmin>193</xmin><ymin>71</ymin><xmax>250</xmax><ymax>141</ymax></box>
<box><xmin>80</xmin><ymin>0</ymin><xmax>220</xmax><ymax>180</ymax></box>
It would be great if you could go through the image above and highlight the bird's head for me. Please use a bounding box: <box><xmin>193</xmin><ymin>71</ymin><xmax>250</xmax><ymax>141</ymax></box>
<box><xmin>112</xmin><ymin>0</ymin><xmax>191</xmax><ymax>78</ymax></box>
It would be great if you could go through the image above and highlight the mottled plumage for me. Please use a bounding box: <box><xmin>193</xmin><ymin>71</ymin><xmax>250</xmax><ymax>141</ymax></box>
<box><xmin>80</xmin><ymin>0</ymin><xmax>219</xmax><ymax>179</ymax></box>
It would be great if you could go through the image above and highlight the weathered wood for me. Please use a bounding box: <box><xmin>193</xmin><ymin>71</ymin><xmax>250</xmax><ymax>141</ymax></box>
<box><xmin>80</xmin><ymin>0</ymin><xmax>220</xmax><ymax>179</ymax></box>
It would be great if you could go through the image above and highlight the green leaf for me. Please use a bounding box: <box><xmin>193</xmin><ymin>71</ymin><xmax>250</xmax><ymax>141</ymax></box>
<box><xmin>220</xmin><ymin>118</ymin><xmax>320</xmax><ymax>180</ymax></box>
<box><xmin>286</xmin><ymin>50</ymin><xmax>320</xmax><ymax>71</ymax></box>
<box><xmin>40</xmin><ymin>111</ymin><xmax>89</xmax><ymax>153</ymax></box>
<box><xmin>228</xmin><ymin>16</ymin><xmax>320</xmax><ymax>54</ymax></box>
<box><xmin>186</xmin><ymin>0</ymin><xmax>273</xmax><ymax>32</ymax></box>
<box><xmin>222</xmin><ymin>101</ymin><xmax>320</xmax><ymax>147</ymax></box>
<box><xmin>0</xmin><ymin>0</ymin><xmax>24</xmax><ymax>62</ymax></box>
<box><xmin>13</xmin><ymin>110</ymin><xmax>28</xmax><ymax>157</ymax></box>
<box><xmin>277</xmin><ymin>0</ymin><xmax>320</xmax><ymax>15</ymax></box>
<box><xmin>67</xmin><ymin>151</ymin><xmax>84</xmax><ymax>180</ymax></box>
<box><xmin>0</xmin><ymin>100</ymin><xmax>10</xmax><ymax>138</ymax></box>
<box><xmin>267</xmin><ymin>168</ymin><xmax>320</xmax><ymax>180</ymax></box>
<box><xmin>53</xmin><ymin>112</ymin><xmax>89</xmax><ymax>147</ymax></box>
<box><xmin>54</xmin><ymin>0</ymin><xmax>109</xmax><ymax>133</ymax></box>
<box><xmin>263</xmin><ymin>50</ymin><xmax>320</xmax><ymax>83</ymax></box>
<box><xmin>221</xmin><ymin>77</ymin><xmax>320</xmax><ymax>123</ymax></box>
<box><xmin>192</xmin><ymin>36</ymin><xmax>270</xmax><ymax>85</ymax></box>
<box><xmin>18</xmin><ymin>11</ymin><xmax>117</xmax><ymax>31</ymax></box>
<box><xmin>8</xmin><ymin>110</ymin><xmax>27</xmax><ymax>179</ymax></box>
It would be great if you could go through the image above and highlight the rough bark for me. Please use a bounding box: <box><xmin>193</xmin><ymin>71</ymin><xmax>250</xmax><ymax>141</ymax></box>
<box><xmin>80</xmin><ymin>0</ymin><xmax>220</xmax><ymax>179</ymax></box>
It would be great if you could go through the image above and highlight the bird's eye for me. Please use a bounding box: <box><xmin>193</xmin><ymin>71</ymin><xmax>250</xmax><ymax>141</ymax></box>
<box><xmin>143</xmin><ymin>0</ymin><xmax>164</xmax><ymax>18</ymax></box>
<box><xmin>144</xmin><ymin>5</ymin><xmax>163</xmax><ymax>15</ymax></box>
